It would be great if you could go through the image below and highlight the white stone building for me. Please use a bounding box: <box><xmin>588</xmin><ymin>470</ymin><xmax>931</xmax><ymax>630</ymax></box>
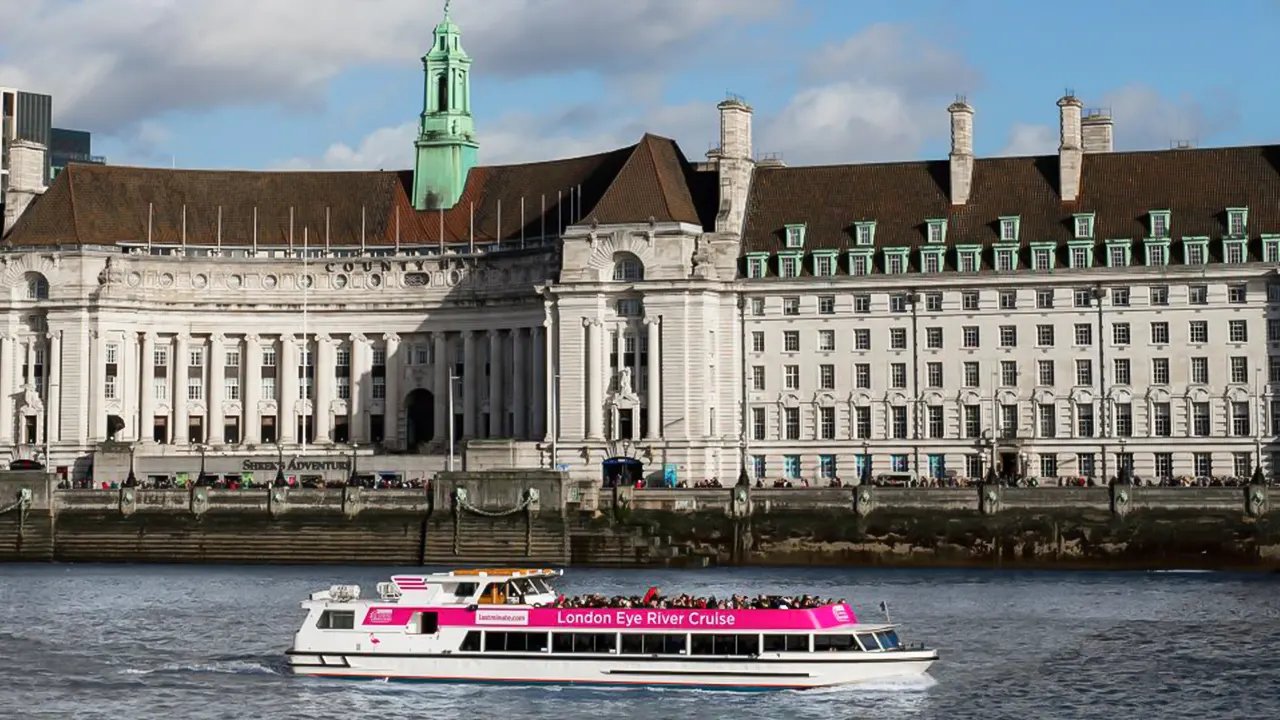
<box><xmin>2</xmin><ymin>12</ymin><xmax>1278</xmax><ymax>486</ymax></box>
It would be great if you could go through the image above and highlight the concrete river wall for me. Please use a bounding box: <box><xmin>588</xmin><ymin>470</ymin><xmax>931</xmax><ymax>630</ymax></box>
<box><xmin>0</xmin><ymin>471</ymin><xmax>1276</xmax><ymax>570</ymax></box>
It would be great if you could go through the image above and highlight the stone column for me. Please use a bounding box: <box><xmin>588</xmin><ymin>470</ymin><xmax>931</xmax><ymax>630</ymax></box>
<box><xmin>348</xmin><ymin>333</ymin><xmax>367</xmax><ymax>444</ymax></box>
<box><xmin>532</xmin><ymin>324</ymin><xmax>547</xmax><ymax>440</ymax></box>
<box><xmin>512</xmin><ymin>328</ymin><xmax>527</xmax><ymax>439</ymax></box>
<box><xmin>433</xmin><ymin>332</ymin><xmax>448</xmax><ymax>444</ymax></box>
<box><xmin>488</xmin><ymin>329</ymin><xmax>503</xmax><ymax>437</ymax></box>
<box><xmin>172</xmin><ymin>334</ymin><xmax>190</xmax><ymax>444</ymax></box>
<box><xmin>207</xmin><ymin>334</ymin><xmax>224</xmax><ymax>444</ymax></box>
<box><xmin>243</xmin><ymin>335</ymin><xmax>262</xmax><ymax>444</ymax></box>
<box><xmin>279</xmin><ymin>335</ymin><xmax>297</xmax><ymax>444</ymax></box>
<box><xmin>644</xmin><ymin>316</ymin><xmax>661</xmax><ymax>439</ymax></box>
<box><xmin>383</xmin><ymin>333</ymin><xmax>401</xmax><ymax>448</ymax></box>
<box><xmin>463</xmin><ymin>330</ymin><xmax>478</xmax><ymax>438</ymax></box>
<box><xmin>43</xmin><ymin>330</ymin><xmax>61</xmax><ymax>444</ymax></box>
<box><xmin>139</xmin><ymin>332</ymin><xmax>155</xmax><ymax>443</ymax></box>
<box><xmin>0</xmin><ymin>334</ymin><xmax>15</xmax><ymax>444</ymax></box>
<box><xmin>85</xmin><ymin>331</ymin><xmax>102</xmax><ymax>441</ymax></box>
<box><xmin>315</xmin><ymin>334</ymin><xmax>334</xmax><ymax>443</ymax></box>
<box><xmin>586</xmin><ymin>318</ymin><xmax>604</xmax><ymax>440</ymax></box>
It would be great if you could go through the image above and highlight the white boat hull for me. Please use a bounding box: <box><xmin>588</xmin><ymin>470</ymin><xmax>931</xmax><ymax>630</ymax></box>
<box><xmin>288</xmin><ymin>650</ymin><xmax>938</xmax><ymax>690</ymax></box>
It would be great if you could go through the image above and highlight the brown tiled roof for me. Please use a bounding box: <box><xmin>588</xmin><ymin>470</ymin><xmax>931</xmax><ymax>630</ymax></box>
<box><xmin>587</xmin><ymin>134</ymin><xmax>702</xmax><ymax>225</ymax></box>
<box><xmin>742</xmin><ymin>145</ymin><xmax>1280</xmax><ymax>254</ymax></box>
<box><xmin>4</xmin><ymin>134</ymin><xmax>714</xmax><ymax>247</ymax></box>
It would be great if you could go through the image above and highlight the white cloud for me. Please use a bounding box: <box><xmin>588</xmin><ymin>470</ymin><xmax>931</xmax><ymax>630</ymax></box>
<box><xmin>286</xmin><ymin>22</ymin><xmax>983</xmax><ymax>171</ymax></box>
<box><xmin>281</xmin><ymin>103</ymin><xmax>714</xmax><ymax>170</ymax></box>
<box><xmin>996</xmin><ymin>83</ymin><xmax>1241</xmax><ymax>155</ymax></box>
<box><xmin>997</xmin><ymin>123</ymin><xmax>1057</xmax><ymax>157</ymax></box>
<box><xmin>0</xmin><ymin>0</ymin><xmax>786</xmax><ymax>133</ymax></box>
<box><xmin>757</xmin><ymin>23</ymin><xmax>981</xmax><ymax>164</ymax></box>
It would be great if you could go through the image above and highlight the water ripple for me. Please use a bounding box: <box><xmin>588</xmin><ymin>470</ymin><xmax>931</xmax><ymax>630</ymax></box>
<box><xmin>0</xmin><ymin>565</ymin><xmax>1276</xmax><ymax>719</ymax></box>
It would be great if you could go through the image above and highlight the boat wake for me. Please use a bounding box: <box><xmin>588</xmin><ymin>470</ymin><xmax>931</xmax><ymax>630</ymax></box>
<box><xmin>120</xmin><ymin>654</ymin><xmax>288</xmax><ymax>678</ymax></box>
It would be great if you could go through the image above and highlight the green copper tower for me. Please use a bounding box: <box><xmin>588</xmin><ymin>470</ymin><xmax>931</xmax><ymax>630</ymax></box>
<box><xmin>411</xmin><ymin>4</ymin><xmax>479</xmax><ymax>210</ymax></box>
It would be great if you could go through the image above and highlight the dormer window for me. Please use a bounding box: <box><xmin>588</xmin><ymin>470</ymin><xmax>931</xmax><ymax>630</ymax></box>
<box><xmin>1073</xmin><ymin>213</ymin><xmax>1094</xmax><ymax>239</ymax></box>
<box><xmin>784</xmin><ymin>224</ymin><xmax>806</xmax><ymax>249</ymax></box>
<box><xmin>1227</xmin><ymin>208</ymin><xmax>1248</xmax><ymax>236</ymax></box>
<box><xmin>999</xmin><ymin>216</ymin><xmax>1019</xmax><ymax>243</ymax></box>
<box><xmin>1149</xmin><ymin>210</ymin><xmax>1170</xmax><ymax>239</ymax></box>
<box><xmin>926</xmin><ymin>219</ymin><xmax>947</xmax><ymax>244</ymax></box>
<box><xmin>854</xmin><ymin>221</ymin><xmax>876</xmax><ymax>247</ymax></box>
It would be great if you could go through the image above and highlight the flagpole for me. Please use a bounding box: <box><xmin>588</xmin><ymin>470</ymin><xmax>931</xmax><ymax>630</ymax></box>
<box><xmin>469</xmin><ymin>202</ymin><xmax>475</xmax><ymax>254</ymax></box>
<box><xmin>520</xmin><ymin>197</ymin><xmax>526</xmax><ymax>249</ymax></box>
<box><xmin>302</xmin><ymin>225</ymin><xmax>309</xmax><ymax>457</ymax></box>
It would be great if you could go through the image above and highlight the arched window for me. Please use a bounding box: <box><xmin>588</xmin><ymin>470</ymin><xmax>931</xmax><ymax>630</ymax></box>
<box><xmin>612</xmin><ymin>253</ymin><xmax>644</xmax><ymax>281</ymax></box>
<box><xmin>25</xmin><ymin>273</ymin><xmax>49</xmax><ymax>301</ymax></box>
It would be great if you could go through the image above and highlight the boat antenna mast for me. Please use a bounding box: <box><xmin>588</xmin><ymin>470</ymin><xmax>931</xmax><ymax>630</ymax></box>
<box><xmin>880</xmin><ymin>600</ymin><xmax>892</xmax><ymax>624</ymax></box>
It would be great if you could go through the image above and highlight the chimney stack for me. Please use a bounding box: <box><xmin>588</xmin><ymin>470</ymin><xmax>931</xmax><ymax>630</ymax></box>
<box><xmin>714</xmin><ymin>95</ymin><xmax>755</xmax><ymax>235</ymax></box>
<box><xmin>1081</xmin><ymin>110</ymin><xmax>1113</xmax><ymax>153</ymax></box>
<box><xmin>948</xmin><ymin>98</ymin><xmax>974</xmax><ymax>205</ymax></box>
<box><xmin>1058</xmin><ymin>94</ymin><xmax>1084</xmax><ymax>202</ymax></box>
<box><xmin>3</xmin><ymin>139</ymin><xmax>48</xmax><ymax>236</ymax></box>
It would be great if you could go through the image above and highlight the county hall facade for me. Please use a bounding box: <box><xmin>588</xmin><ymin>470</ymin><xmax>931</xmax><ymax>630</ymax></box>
<box><xmin>2</xmin><ymin>12</ymin><xmax>1278</xmax><ymax>486</ymax></box>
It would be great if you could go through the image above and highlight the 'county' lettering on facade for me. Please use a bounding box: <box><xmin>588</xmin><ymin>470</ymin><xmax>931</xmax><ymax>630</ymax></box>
<box><xmin>554</xmin><ymin>610</ymin><xmax>737</xmax><ymax>628</ymax></box>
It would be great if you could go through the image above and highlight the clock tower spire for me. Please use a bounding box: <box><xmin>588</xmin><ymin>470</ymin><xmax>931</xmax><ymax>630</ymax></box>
<box><xmin>411</xmin><ymin>1</ymin><xmax>479</xmax><ymax>210</ymax></box>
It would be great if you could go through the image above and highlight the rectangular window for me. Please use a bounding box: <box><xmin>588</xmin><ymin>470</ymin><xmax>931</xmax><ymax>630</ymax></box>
<box><xmin>1075</xmin><ymin>359</ymin><xmax>1093</xmax><ymax>386</ymax></box>
<box><xmin>890</xmin><ymin>363</ymin><xmax>907</xmax><ymax>389</ymax></box>
<box><xmin>1189</xmin><ymin>321</ymin><xmax>1208</xmax><ymax>344</ymax></box>
<box><xmin>751</xmin><ymin>298</ymin><xmax>764</xmax><ymax>316</ymax></box>
<box><xmin>854</xmin><ymin>329</ymin><xmax>871</xmax><ymax>351</ymax></box>
<box><xmin>1232</xmin><ymin>401</ymin><xmax>1251</xmax><ymax>436</ymax></box>
<box><xmin>927</xmin><ymin>405</ymin><xmax>944</xmax><ymax>438</ymax></box>
<box><xmin>189</xmin><ymin>348</ymin><xmax>204</xmax><ymax>367</ymax></box>
<box><xmin>1038</xmin><ymin>403</ymin><xmax>1056</xmax><ymax>437</ymax></box>
<box><xmin>1114</xmin><ymin>403</ymin><xmax>1133</xmax><ymax>437</ymax></box>
<box><xmin>819</xmin><ymin>364</ymin><xmax>835</xmax><ymax>390</ymax></box>
<box><xmin>853</xmin><ymin>295</ymin><xmax>871</xmax><ymax>313</ymax></box>
<box><xmin>925</xmin><ymin>327</ymin><xmax>943</xmax><ymax>349</ymax></box>
<box><xmin>962</xmin><ymin>292</ymin><xmax>979</xmax><ymax>310</ymax></box>
<box><xmin>1153</xmin><ymin>403</ymin><xmax>1172</xmax><ymax>437</ymax></box>
<box><xmin>1037</xmin><ymin>359</ymin><xmax>1055</xmax><ymax>386</ymax></box>
<box><xmin>927</xmin><ymin>362</ymin><xmax>943</xmax><ymax>388</ymax></box>
<box><xmin>784</xmin><ymin>410</ymin><xmax>800</xmax><ymax>441</ymax></box>
<box><xmin>783</xmin><ymin>331</ymin><xmax>799</xmax><ymax>352</ymax></box>
<box><xmin>1150</xmin><ymin>322</ymin><xmax>1169</xmax><ymax>344</ymax></box>
<box><xmin>1036</xmin><ymin>325</ymin><xmax>1055</xmax><ymax>347</ymax></box>
<box><xmin>751</xmin><ymin>366</ymin><xmax>765</xmax><ymax>391</ymax></box>
<box><xmin>1149</xmin><ymin>286</ymin><xmax>1169</xmax><ymax>305</ymax></box>
<box><xmin>1152</xmin><ymin>358</ymin><xmax>1170</xmax><ymax>385</ymax></box>
<box><xmin>780</xmin><ymin>256</ymin><xmax>801</xmax><ymax>278</ymax></box>
<box><xmin>1077</xmin><ymin>402</ymin><xmax>1095</xmax><ymax>437</ymax></box>
<box><xmin>1229</xmin><ymin>320</ymin><xmax>1248</xmax><ymax>343</ymax></box>
<box><xmin>1074</xmin><ymin>289</ymin><xmax>1092</xmax><ymax>308</ymax></box>
<box><xmin>889</xmin><ymin>294</ymin><xmax>908</xmax><ymax>313</ymax></box>
<box><xmin>925</xmin><ymin>292</ymin><xmax>943</xmax><ymax>311</ymax></box>
<box><xmin>1036</xmin><ymin>289</ymin><xmax>1054</xmax><ymax>309</ymax></box>
<box><xmin>372</xmin><ymin>376</ymin><xmax>386</xmax><ymax>399</ymax></box>
<box><xmin>890</xmin><ymin>327</ymin><xmax>907</xmax><ymax>350</ymax></box>
<box><xmin>104</xmin><ymin>375</ymin><xmax>117</xmax><ymax>401</ymax></box>
<box><xmin>963</xmin><ymin>362</ymin><xmax>980</xmax><ymax>388</ymax></box>
<box><xmin>1188</xmin><ymin>285</ymin><xmax>1208</xmax><ymax>305</ymax></box>
<box><xmin>815</xmin><ymin>255</ymin><xmax>836</xmax><ymax>277</ymax></box>
<box><xmin>1231</xmin><ymin>356</ymin><xmax>1248</xmax><ymax>384</ymax></box>
<box><xmin>225</xmin><ymin>376</ymin><xmax>240</xmax><ymax>401</ymax></box>
<box><xmin>854</xmin><ymin>407</ymin><xmax>871</xmax><ymax>438</ymax></box>
<box><xmin>1112</xmin><ymin>323</ymin><xmax>1130</xmax><ymax>346</ymax></box>
<box><xmin>154</xmin><ymin>346</ymin><xmax>169</xmax><ymax>367</ymax></box>
<box><xmin>783</xmin><ymin>297</ymin><xmax>800</xmax><ymax>315</ymax></box>
<box><xmin>854</xmin><ymin>363</ymin><xmax>871</xmax><ymax>389</ymax></box>
<box><xmin>187</xmin><ymin>377</ymin><xmax>203</xmax><ymax>401</ymax></box>
<box><xmin>1040</xmin><ymin>454</ymin><xmax>1059</xmax><ymax>478</ymax></box>
<box><xmin>1079</xmin><ymin>453</ymin><xmax>1096</xmax><ymax>478</ymax></box>
<box><xmin>817</xmin><ymin>330</ymin><xmax>835</xmax><ymax>352</ymax></box>
<box><xmin>1112</xmin><ymin>288</ymin><xmax>1130</xmax><ymax>307</ymax></box>
<box><xmin>1000</xmin><ymin>360</ymin><xmax>1018</xmax><ymax>387</ymax></box>
<box><xmin>784</xmin><ymin>365</ymin><xmax>799</xmax><ymax>390</ymax></box>
<box><xmin>752</xmin><ymin>407</ymin><xmax>766</xmax><ymax>440</ymax></box>
<box><xmin>999</xmin><ymin>325</ymin><xmax>1017</xmax><ymax>348</ymax></box>
<box><xmin>1113</xmin><ymin>358</ymin><xmax>1131</xmax><ymax>385</ymax></box>
<box><xmin>818</xmin><ymin>296</ymin><xmax>835</xmax><ymax>314</ymax></box>
<box><xmin>963</xmin><ymin>404</ymin><xmax>981</xmax><ymax>438</ymax></box>
<box><xmin>1192</xmin><ymin>403</ymin><xmax>1211</xmax><ymax>436</ymax></box>
<box><xmin>819</xmin><ymin>408</ymin><xmax>836</xmax><ymax>440</ymax></box>
<box><xmin>1074</xmin><ymin>324</ymin><xmax>1093</xmax><ymax>346</ymax></box>
<box><xmin>963</xmin><ymin>327</ymin><xmax>980</xmax><ymax>349</ymax></box>
<box><xmin>751</xmin><ymin>331</ymin><xmax>765</xmax><ymax>353</ymax></box>
<box><xmin>1191</xmin><ymin>357</ymin><xmax>1209</xmax><ymax>384</ymax></box>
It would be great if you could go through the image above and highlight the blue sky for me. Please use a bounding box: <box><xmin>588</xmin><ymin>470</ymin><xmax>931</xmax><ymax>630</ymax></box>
<box><xmin>1</xmin><ymin>0</ymin><xmax>1275</xmax><ymax>171</ymax></box>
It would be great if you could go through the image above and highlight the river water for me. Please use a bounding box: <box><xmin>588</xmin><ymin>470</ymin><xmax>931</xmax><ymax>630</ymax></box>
<box><xmin>0</xmin><ymin>565</ymin><xmax>1275</xmax><ymax>720</ymax></box>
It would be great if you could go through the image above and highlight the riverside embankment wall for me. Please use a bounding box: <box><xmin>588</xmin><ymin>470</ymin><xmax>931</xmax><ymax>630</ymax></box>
<box><xmin>0</xmin><ymin>471</ymin><xmax>1275</xmax><ymax>569</ymax></box>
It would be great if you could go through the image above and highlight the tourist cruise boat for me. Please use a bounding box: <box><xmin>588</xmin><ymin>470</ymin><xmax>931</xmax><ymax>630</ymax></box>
<box><xmin>286</xmin><ymin>569</ymin><xmax>938</xmax><ymax>690</ymax></box>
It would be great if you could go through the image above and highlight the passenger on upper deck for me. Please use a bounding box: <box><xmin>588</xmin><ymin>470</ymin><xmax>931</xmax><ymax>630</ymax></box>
<box><xmin>547</xmin><ymin>592</ymin><xmax>843</xmax><ymax>610</ymax></box>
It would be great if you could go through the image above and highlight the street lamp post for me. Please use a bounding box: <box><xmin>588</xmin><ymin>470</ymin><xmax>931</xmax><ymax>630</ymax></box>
<box><xmin>447</xmin><ymin>372</ymin><xmax>459</xmax><ymax>472</ymax></box>
<box><xmin>126</xmin><ymin>442</ymin><xmax>137</xmax><ymax>486</ymax></box>
<box><xmin>274</xmin><ymin>442</ymin><xmax>286</xmax><ymax>486</ymax></box>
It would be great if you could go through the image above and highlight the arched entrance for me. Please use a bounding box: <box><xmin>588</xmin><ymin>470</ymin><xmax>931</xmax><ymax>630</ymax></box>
<box><xmin>602</xmin><ymin>456</ymin><xmax>644</xmax><ymax>488</ymax></box>
<box><xmin>404</xmin><ymin>389</ymin><xmax>435</xmax><ymax>452</ymax></box>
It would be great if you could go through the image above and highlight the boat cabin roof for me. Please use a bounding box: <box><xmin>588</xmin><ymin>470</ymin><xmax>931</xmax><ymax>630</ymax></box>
<box><xmin>393</xmin><ymin>568</ymin><xmax>560</xmax><ymax>587</ymax></box>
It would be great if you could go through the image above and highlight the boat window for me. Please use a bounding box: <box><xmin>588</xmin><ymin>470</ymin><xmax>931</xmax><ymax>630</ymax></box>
<box><xmin>813</xmin><ymin>634</ymin><xmax>858</xmax><ymax>652</ymax></box>
<box><xmin>763</xmin><ymin>634</ymin><xmax>810</xmax><ymax>653</ymax></box>
<box><xmin>552</xmin><ymin>632</ymin><xmax>617</xmax><ymax>654</ymax></box>
<box><xmin>453</xmin><ymin>582</ymin><xmax>478</xmax><ymax>598</ymax></box>
<box><xmin>619</xmin><ymin>633</ymin><xmax>686</xmax><ymax>655</ymax></box>
<box><xmin>875</xmin><ymin>630</ymin><xmax>901</xmax><ymax>649</ymax></box>
<box><xmin>316</xmin><ymin>610</ymin><xmax>355</xmax><ymax>630</ymax></box>
<box><xmin>419</xmin><ymin>612</ymin><xmax>439</xmax><ymax>635</ymax></box>
<box><xmin>856</xmin><ymin>633</ymin><xmax>882</xmax><ymax>652</ymax></box>
<box><xmin>692</xmin><ymin>634</ymin><xmax>757</xmax><ymax>656</ymax></box>
<box><xmin>483</xmin><ymin>631</ymin><xmax>549</xmax><ymax>653</ymax></box>
<box><xmin>477</xmin><ymin>583</ymin><xmax>506</xmax><ymax>605</ymax></box>
<box><xmin>529</xmin><ymin>578</ymin><xmax>552</xmax><ymax>594</ymax></box>
<box><xmin>460</xmin><ymin>631</ymin><xmax>481</xmax><ymax>651</ymax></box>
